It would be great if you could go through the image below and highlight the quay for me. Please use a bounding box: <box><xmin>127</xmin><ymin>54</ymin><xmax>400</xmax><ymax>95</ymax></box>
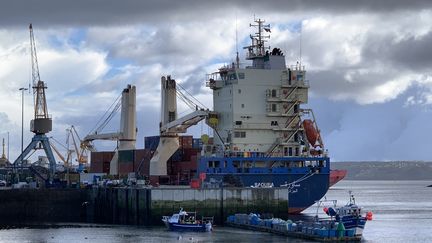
<box><xmin>0</xmin><ymin>187</ymin><xmax>289</xmax><ymax>226</ymax></box>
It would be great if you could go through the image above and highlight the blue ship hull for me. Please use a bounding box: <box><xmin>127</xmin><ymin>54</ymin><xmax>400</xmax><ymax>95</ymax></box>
<box><xmin>168</xmin><ymin>222</ymin><xmax>210</xmax><ymax>232</ymax></box>
<box><xmin>198</xmin><ymin>156</ymin><xmax>330</xmax><ymax>213</ymax></box>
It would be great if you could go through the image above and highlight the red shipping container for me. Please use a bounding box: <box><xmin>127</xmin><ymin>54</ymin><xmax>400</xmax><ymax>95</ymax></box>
<box><xmin>179</xmin><ymin>136</ymin><xmax>193</xmax><ymax>149</ymax></box>
<box><xmin>182</xmin><ymin>148</ymin><xmax>199</xmax><ymax>162</ymax></box>
<box><xmin>90</xmin><ymin>151</ymin><xmax>115</xmax><ymax>173</ymax></box>
<box><xmin>134</xmin><ymin>149</ymin><xmax>153</xmax><ymax>176</ymax></box>
<box><xmin>118</xmin><ymin>162</ymin><xmax>134</xmax><ymax>175</ymax></box>
<box><xmin>103</xmin><ymin>161</ymin><xmax>110</xmax><ymax>173</ymax></box>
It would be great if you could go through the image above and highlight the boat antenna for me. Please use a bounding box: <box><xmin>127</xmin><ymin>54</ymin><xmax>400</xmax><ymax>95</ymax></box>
<box><xmin>235</xmin><ymin>14</ymin><xmax>240</xmax><ymax>68</ymax></box>
<box><xmin>299</xmin><ymin>22</ymin><xmax>302</xmax><ymax>68</ymax></box>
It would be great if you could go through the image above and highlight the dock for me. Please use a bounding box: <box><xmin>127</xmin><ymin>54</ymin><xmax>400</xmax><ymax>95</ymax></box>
<box><xmin>226</xmin><ymin>221</ymin><xmax>361</xmax><ymax>242</ymax></box>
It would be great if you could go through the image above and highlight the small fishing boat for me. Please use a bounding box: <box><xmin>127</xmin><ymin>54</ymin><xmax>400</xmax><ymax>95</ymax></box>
<box><xmin>319</xmin><ymin>192</ymin><xmax>373</xmax><ymax>236</ymax></box>
<box><xmin>162</xmin><ymin>208</ymin><xmax>213</xmax><ymax>232</ymax></box>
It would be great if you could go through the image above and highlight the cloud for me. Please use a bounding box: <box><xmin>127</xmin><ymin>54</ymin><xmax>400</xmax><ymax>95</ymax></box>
<box><xmin>311</xmin><ymin>85</ymin><xmax>432</xmax><ymax>161</ymax></box>
<box><xmin>1</xmin><ymin>1</ymin><xmax>432</xmax><ymax>27</ymax></box>
<box><xmin>1</xmin><ymin>2</ymin><xmax>432</xmax><ymax>162</ymax></box>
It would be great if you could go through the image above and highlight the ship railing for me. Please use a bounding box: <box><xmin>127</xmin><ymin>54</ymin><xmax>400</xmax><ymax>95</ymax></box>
<box><xmin>235</xmin><ymin>122</ymin><xmax>271</xmax><ymax>130</ymax></box>
<box><xmin>245</xmin><ymin>50</ymin><xmax>266</xmax><ymax>59</ymax></box>
<box><xmin>206</xmin><ymin>72</ymin><xmax>222</xmax><ymax>82</ymax></box>
<box><xmin>280</xmin><ymin>80</ymin><xmax>310</xmax><ymax>88</ymax></box>
<box><xmin>289</xmin><ymin>64</ymin><xmax>306</xmax><ymax>71</ymax></box>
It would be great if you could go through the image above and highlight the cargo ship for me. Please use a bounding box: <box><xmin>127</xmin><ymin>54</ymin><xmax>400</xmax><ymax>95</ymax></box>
<box><xmin>91</xmin><ymin>18</ymin><xmax>331</xmax><ymax>214</ymax></box>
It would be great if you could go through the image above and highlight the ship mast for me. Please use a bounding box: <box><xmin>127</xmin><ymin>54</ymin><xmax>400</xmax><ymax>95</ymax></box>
<box><xmin>245</xmin><ymin>18</ymin><xmax>270</xmax><ymax>59</ymax></box>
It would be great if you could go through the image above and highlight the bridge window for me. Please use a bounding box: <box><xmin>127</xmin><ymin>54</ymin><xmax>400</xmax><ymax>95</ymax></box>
<box><xmin>271</xmin><ymin>89</ymin><xmax>277</xmax><ymax>97</ymax></box>
<box><xmin>234</xmin><ymin>131</ymin><xmax>246</xmax><ymax>138</ymax></box>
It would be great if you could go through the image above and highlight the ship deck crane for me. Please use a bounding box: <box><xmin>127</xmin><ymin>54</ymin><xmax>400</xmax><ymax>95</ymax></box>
<box><xmin>150</xmin><ymin>76</ymin><xmax>216</xmax><ymax>176</ymax></box>
<box><xmin>13</xmin><ymin>24</ymin><xmax>56</xmax><ymax>183</ymax></box>
<box><xmin>82</xmin><ymin>85</ymin><xmax>137</xmax><ymax>175</ymax></box>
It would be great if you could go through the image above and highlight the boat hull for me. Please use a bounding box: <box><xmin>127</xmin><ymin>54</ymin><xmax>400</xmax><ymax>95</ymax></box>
<box><xmin>203</xmin><ymin>172</ymin><xmax>329</xmax><ymax>213</ymax></box>
<box><xmin>329</xmin><ymin>169</ymin><xmax>347</xmax><ymax>187</ymax></box>
<box><xmin>341</xmin><ymin>216</ymin><xmax>367</xmax><ymax>236</ymax></box>
<box><xmin>167</xmin><ymin>222</ymin><xmax>211</xmax><ymax>232</ymax></box>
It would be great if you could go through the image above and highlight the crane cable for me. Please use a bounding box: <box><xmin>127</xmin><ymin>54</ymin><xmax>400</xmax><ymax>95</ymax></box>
<box><xmin>176</xmin><ymin>83</ymin><xmax>208</xmax><ymax>110</ymax></box>
<box><xmin>176</xmin><ymin>89</ymin><xmax>196</xmax><ymax>110</ymax></box>
<box><xmin>88</xmin><ymin>93</ymin><xmax>122</xmax><ymax>135</ymax></box>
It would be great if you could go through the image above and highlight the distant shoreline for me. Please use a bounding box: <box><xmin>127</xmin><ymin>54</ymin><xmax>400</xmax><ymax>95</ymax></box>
<box><xmin>331</xmin><ymin>161</ymin><xmax>432</xmax><ymax>181</ymax></box>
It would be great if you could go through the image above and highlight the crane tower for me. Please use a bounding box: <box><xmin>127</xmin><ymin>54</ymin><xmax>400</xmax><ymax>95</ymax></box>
<box><xmin>13</xmin><ymin>24</ymin><xmax>56</xmax><ymax>181</ymax></box>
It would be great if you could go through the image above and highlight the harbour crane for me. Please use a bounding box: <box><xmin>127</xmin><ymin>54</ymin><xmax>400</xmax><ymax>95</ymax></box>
<box><xmin>13</xmin><ymin>24</ymin><xmax>56</xmax><ymax>182</ymax></box>
<box><xmin>49</xmin><ymin>137</ymin><xmax>72</xmax><ymax>167</ymax></box>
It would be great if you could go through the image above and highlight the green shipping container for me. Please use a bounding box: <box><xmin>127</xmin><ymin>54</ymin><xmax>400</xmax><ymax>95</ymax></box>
<box><xmin>118</xmin><ymin>150</ymin><xmax>134</xmax><ymax>164</ymax></box>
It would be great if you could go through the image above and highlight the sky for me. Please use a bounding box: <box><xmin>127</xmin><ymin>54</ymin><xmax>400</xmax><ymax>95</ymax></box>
<box><xmin>1</xmin><ymin>0</ymin><xmax>432</xmax><ymax>163</ymax></box>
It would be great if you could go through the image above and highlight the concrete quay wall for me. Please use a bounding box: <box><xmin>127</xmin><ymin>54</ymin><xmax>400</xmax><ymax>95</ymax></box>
<box><xmin>88</xmin><ymin>187</ymin><xmax>289</xmax><ymax>225</ymax></box>
<box><xmin>0</xmin><ymin>189</ymin><xmax>88</xmax><ymax>226</ymax></box>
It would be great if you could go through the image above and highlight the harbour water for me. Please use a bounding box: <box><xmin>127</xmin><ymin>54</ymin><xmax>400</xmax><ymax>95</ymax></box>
<box><xmin>0</xmin><ymin>180</ymin><xmax>431</xmax><ymax>242</ymax></box>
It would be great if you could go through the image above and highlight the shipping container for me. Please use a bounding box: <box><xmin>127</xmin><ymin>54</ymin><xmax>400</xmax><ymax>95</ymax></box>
<box><xmin>118</xmin><ymin>150</ymin><xmax>134</xmax><ymax>164</ymax></box>
<box><xmin>144</xmin><ymin>136</ymin><xmax>160</xmax><ymax>150</ymax></box>
<box><xmin>179</xmin><ymin>135</ymin><xmax>193</xmax><ymax>149</ymax></box>
<box><xmin>182</xmin><ymin>148</ymin><xmax>200</xmax><ymax>162</ymax></box>
<box><xmin>170</xmin><ymin>149</ymin><xmax>183</xmax><ymax>162</ymax></box>
<box><xmin>90</xmin><ymin>151</ymin><xmax>115</xmax><ymax>173</ymax></box>
<box><xmin>192</xmin><ymin>138</ymin><xmax>203</xmax><ymax>149</ymax></box>
<box><xmin>102</xmin><ymin>161</ymin><xmax>110</xmax><ymax>173</ymax></box>
<box><xmin>134</xmin><ymin>149</ymin><xmax>153</xmax><ymax>176</ymax></box>
<box><xmin>118</xmin><ymin>162</ymin><xmax>134</xmax><ymax>175</ymax></box>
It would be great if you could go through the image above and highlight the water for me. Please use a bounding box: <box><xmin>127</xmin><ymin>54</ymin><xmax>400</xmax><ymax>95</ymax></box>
<box><xmin>0</xmin><ymin>180</ymin><xmax>431</xmax><ymax>242</ymax></box>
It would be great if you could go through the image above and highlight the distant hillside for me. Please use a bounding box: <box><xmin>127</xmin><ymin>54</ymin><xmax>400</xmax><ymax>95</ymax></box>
<box><xmin>331</xmin><ymin>161</ymin><xmax>432</xmax><ymax>180</ymax></box>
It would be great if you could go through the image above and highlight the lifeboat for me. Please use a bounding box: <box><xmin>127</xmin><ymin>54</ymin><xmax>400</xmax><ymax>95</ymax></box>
<box><xmin>303</xmin><ymin>119</ymin><xmax>319</xmax><ymax>147</ymax></box>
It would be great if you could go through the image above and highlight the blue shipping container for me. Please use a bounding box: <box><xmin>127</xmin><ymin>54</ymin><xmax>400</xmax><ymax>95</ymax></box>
<box><xmin>144</xmin><ymin>136</ymin><xmax>160</xmax><ymax>150</ymax></box>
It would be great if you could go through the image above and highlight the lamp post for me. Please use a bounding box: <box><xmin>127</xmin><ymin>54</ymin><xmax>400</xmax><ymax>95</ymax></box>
<box><xmin>19</xmin><ymin>88</ymin><xmax>28</xmax><ymax>171</ymax></box>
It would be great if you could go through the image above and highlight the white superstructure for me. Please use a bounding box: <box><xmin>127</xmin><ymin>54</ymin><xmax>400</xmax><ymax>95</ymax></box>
<box><xmin>207</xmin><ymin>19</ymin><xmax>310</xmax><ymax>157</ymax></box>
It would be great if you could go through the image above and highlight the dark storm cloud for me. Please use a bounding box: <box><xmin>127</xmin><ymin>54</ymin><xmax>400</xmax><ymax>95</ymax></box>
<box><xmin>309</xmin><ymin>85</ymin><xmax>432</xmax><ymax>161</ymax></box>
<box><xmin>362</xmin><ymin>31</ymin><xmax>432</xmax><ymax>71</ymax></box>
<box><xmin>1</xmin><ymin>0</ymin><xmax>431</xmax><ymax>27</ymax></box>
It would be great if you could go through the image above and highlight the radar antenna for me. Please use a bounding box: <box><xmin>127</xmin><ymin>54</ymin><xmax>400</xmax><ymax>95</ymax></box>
<box><xmin>244</xmin><ymin>18</ymin><xmax>270</xmax><ymax>59</ymax></box>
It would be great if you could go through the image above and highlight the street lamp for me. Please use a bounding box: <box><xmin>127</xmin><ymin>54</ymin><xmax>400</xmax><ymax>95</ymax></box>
<box><xmin>19</xmin><ymin>87</ymin><xmax>28</xmax><ymax>169</ymax></box>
